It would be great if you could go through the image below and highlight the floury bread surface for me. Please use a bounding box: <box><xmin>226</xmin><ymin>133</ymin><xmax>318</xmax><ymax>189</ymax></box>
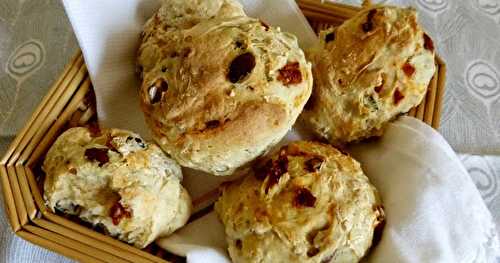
<box><xmin>301</xmin><ymin>6</ymin><xmax>436</xmax><ymax>144</ymax></box>
<box><xmin>137</xmin><ymin>0</ymin><xmax>313</xmax><ymax>175</ymax></box>
<box><xmin>43</xmin><ymin>127</ymin><xmax>192</xmax><ymax>248</ymax></box>
<box><xmin>215</xmin><ymin>141</ymin><xmax>385</xmax><ymax>263</ymax></box>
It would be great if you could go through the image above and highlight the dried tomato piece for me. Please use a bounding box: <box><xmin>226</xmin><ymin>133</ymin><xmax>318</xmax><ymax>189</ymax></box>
<box><xmin>305</xmin><ymin>157</ymin><xmax>324</xmax><ymax>172</ymax></box>
<box><xmin>362</xmin><ymin>9</ymin><xmax>377</xmax><ymax>32</ymax></box>
<box><xmin>423</xmin><ymin>33</ymin><xmax>434</xmax><ymax>52</ymax></box>
<box><xmin>293</xmin><ymin>188</ymin><xmax>316</xmax><ymax>207</ymax></box>
<box><xmin>68</xmin><ymin>168</ymin><xmax>77</xmax><ymax>174</ymax></box>
<box><xmin>84</xmin><ymin>148</ymin><xmax>109</xmax><ymax>167</ymax></box>
<box><xmin>105</xmin><ymin>135</ymin><xmax>119</xmax><ymax>152</ymax></box>
<box><xmin>109</xmin><ymin>200</ymin><xmax>132</xmax><ymax>225</ymax></box>
<box><xmin>227</xmin><ymin>52</ymin><xmax>256</xmax><ymax>83</ymax></box>
<box><xmin>205</xmin><ymin>120</ymin><xmax>220</xmax><ymax>129</ymax></box>
<box><xmin>253</xmin><ymin>154</ymin><xmax>289</xmax><ymax>192</ymax></box>
<box><xmin>402</xmin><ymin>63</ymin><xmax>415</xmax><ymax>77</ymax></box>
<box><xmin>149</xmin><ymin>78</ymin><xmax>169</xmax><ymax>104</ymax></box>
<box><xmin>266</xmin><ymin>154</ymin><xmax>288</xmax><ymax>191</ymax></box>
<box><xmin>393</xmin><ymin>89</ymin><xmax>405</xmax><ymax>105</ymax></box>
<box><xmin>277</xmin><ymin>62</ymin><xmax>302</xmax><ymax>86</ymax></box>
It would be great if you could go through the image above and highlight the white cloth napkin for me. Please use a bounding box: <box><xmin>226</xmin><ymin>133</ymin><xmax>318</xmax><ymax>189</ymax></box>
<box><xmin>62</xmin><ymin>1</ymin><xmax>500</xmax><ymax>262</ymax></box>
<box><xmin>62</xmin><ymin>0</ymin><xmax>317</xmax><ymax>208</ymax></box>
<box><xmin>158</xmin><ymin>117</ymin><xmax>500</xmax><ymax>263</ymax></box>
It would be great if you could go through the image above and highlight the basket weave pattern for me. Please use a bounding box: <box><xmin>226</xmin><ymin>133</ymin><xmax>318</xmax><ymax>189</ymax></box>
<box><xmin>0</xmin><ymin>1</ymin><xmax>446</xmax><ymax>262</ymax></box>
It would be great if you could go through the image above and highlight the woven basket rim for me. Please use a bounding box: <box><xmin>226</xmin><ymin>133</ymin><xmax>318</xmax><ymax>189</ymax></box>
<box><xmin>0</xmin><ymin>1</ymin><xmax>446</xmax><ymax>262</ymax></box>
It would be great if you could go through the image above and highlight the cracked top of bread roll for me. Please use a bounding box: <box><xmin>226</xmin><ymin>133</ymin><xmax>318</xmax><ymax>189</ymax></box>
<box><xmin>215</xmin><ymin>141</ymin><xmax>385</xmax><ymax>263</ymax></box>
<box><xmin>137</xmin><ymin>0</ymin><xmax>312</xmax><ymax>175</ymax></box>
<box><xmin>43</xmin><ymin>127</ymin><xmax>192</xmax><ymax>248</ymax></box>
<box><xmin>153</xmin><ymin>0</ymin><xmax>246</xmax><ymax>30</ymax></box>
<box><xmin>301</xmin><ymin>6</ymin><xmax>436</xmax><ymax>144</ymax></box>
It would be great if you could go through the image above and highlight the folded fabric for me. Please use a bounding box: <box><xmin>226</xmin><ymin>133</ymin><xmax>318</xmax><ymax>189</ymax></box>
<box><xmin>62</xmin><ymin>1</ymin><xmax>500</xmax><ymax>262</ymax></box>
<box><xmin>157</xmin><ymin>117</ymin><xmax>500</xmax><ymax>263</ymax></box>
<box><xmin>61</xmin><ymin>0</ymin><xmax>317</xmax><ymax>206</ymax></box>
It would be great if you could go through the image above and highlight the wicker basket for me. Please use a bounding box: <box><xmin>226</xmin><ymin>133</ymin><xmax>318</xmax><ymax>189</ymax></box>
<box><xmin>0</xmin><ymin>1</ymin><xmax>446</xmax><ymax>262</ymax></box>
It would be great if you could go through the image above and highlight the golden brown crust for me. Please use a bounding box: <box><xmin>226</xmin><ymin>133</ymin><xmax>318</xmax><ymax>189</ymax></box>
<box><xmin>301</xmin><ymin>6</ymin><xmax>436</xmax><ymax>144</ymax></box>
<box><xmin>43</xmin><ymin>127</ymin><xmax>192</xmax><ymax>248</ymax></box>
<box><xmin>138</xmin><ymin>1</ymin><xmax>312</xmax><ymax>175</ymax></box>
<box><xmin>215</xmin><ymin>141</ymin><xmax>385</xmax><ymax>263</ymax></box>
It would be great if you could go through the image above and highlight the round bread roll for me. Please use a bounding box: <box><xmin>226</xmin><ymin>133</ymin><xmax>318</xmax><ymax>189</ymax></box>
<box><xmin>301</xmin><ymin>6</ymin><xmax>436</xmax><ymax>144</ymax></box>
<box><xmin>137</xmin><ymin>0</ymin><xmax>313</xmax><ymax>175</ymax></box>
<box><xmin>215</xmin><ymin>141</ymin><xmax>385</xmax><ymax>263</ymax></box>
<box><xmin>43</xmin><ymin>127</ymin><xmax>192</xmax><ymax>248</ymax></box>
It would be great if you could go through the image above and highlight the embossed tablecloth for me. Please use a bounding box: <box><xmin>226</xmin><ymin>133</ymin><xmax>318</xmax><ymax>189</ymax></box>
<box><xmin>0</xmin><ymin>0</ymin><xmax>499</xmax><ymax>262</ymax></box>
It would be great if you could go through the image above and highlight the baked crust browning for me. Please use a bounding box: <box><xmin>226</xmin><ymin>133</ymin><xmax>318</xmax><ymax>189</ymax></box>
<box><xmin>43</xmin><ymin>127</ymin><xmax>192</xmax><ymax>248</ymax></box>
<box><xmin>301</xmin><ymin>6</ymin><xmax>436</xmax><ymax>144</ymax></box>
<box><xmin>137</xmin><ymin>0</ymin><xmax>312</xmax><ymax>175</ymax></box>
<box><xmin>215</xmin><ymin>141</ymin><xmax>385</xmax><ymax>263</ymax></box>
